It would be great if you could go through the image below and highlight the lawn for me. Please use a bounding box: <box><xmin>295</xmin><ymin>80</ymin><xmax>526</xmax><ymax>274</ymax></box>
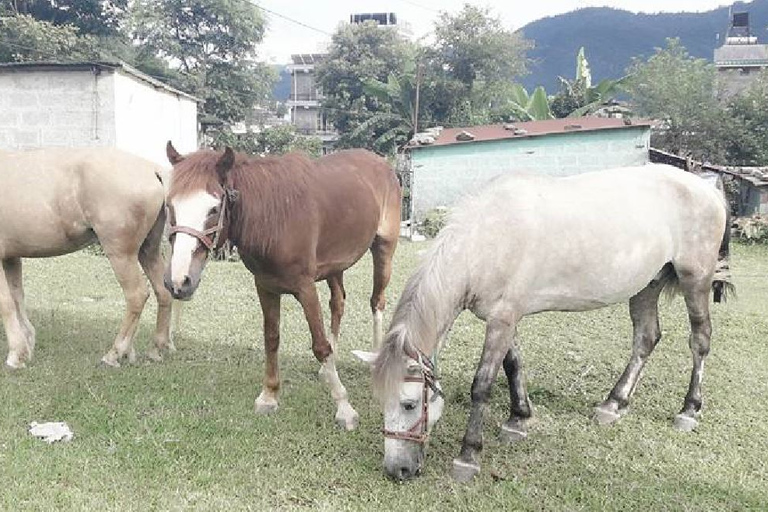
<box><xmin>1</xmin><ymin>241</ymin><xmax>767</xmax><ymax>511</ymax></box>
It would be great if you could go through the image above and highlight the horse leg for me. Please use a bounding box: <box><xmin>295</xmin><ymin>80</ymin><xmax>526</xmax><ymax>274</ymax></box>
<box><xmin>595</xmin><ymin>279</ymin><xmax>663</xmax><ymax>424</ymax></box>
<box><xmin>452</xmin><ymin>316</ymin><xmax>517</xmax><ymax>482</ymax></box>
<box><xmin>499</xmin><ymin>332</ymin><xmax>533</xmax><ymax>443</ymax></box>
<box><xmin>1</xmin><ymin>258</ymin><xmax>34</xmax><ymax>368</ymax></box>
<box><xmin>674</xmin><ymin>274</ymin><xmax>713</xmax><ymax>432</ymax></box>
<box><xmin>296</xmin><ymin>283</ymin><xmax>358</xmax><ymax>431</ymax></box>
<box><xmin>254</xmin><ymin>284</ymin><xmax>282</xmax><ymax>414</ymax></box>
<box><xmin>100</xmin><ymin>252</ymin><xmax>149</xmax><ymax>367</ymax></box>
<box><xmin>138</xmin><ymin>210</ymin><xmax>174</xmax><ymax>361</ymax></box>
<box><xmin>370</xmin><ymin>234</ymin><xmax>397</xmax><ymax>349</ymax></box>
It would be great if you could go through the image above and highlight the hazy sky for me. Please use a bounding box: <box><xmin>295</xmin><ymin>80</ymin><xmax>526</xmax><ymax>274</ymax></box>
<box><xmin>256</xmin><ymin>0</ymin><xmax>736</xmax><ymax>63</ymax></box>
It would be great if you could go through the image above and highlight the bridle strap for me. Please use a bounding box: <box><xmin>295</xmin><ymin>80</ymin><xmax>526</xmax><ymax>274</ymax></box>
<box><xmin>381</xmin><ymin>349</ymin><xmax>443</xmax><ymax>444</ymax></box>
<box><xmin>168</xmin><ymin>190</ymin><xmax>230</xmax><ymax>252</ymax></box>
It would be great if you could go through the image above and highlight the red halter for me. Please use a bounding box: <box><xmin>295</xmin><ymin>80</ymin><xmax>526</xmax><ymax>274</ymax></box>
<box><xmin>382</xmin><ymin>350</ymin><xmax>443</xmax><ymax>444</ymax></box>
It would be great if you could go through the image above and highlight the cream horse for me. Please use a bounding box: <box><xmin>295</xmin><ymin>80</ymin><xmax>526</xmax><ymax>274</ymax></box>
<box><xmin>355</xmin><ymin>164</ymin><xmax>732</xmax><ymax>481</ymax></box>
<box><xmin>0</xmin><ymin>148</ymin><xmax>174</xmax><ymax>368</ymax></box>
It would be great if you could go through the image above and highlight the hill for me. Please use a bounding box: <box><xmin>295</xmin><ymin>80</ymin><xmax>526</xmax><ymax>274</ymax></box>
<box><xmin>518</xmin><ymin>0</ymin><xmax>768</xmax><ymax>92</ymax></box>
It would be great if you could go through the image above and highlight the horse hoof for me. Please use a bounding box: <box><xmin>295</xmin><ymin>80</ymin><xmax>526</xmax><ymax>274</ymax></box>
<box><xmin>451</xmin><ymin>459</ymin><xmax>481</xmax><ymax>482</ymax></box>
<box><xmin>100</xmin><ymin>355</ymin><xmax>121</xmax><ymax>368</ymax></box>
<box><xmin>254</xmin><ymin>399</ymin><xmax>279</xmax><ymax>415</ymax></box>
<box><xmin>499</xmin><ymin>423</ymin><xmax>528</xmax><ymax>444</ymax></box>
<box><xmin>146</xmin><ymin>348</ymin><xmax>163</xmax><ymax>362</ymax></box>
<box><xmin>673</xmin><ymin>414</ymin><xmax>698</xmax><ymax>432</ymax></box>
<box><xmin>335</xmin><ymin>404</ymin><xmax>359</xmax><ymax>431</ymax></box>
<box><xmin>126</xmin><ymin>347</ymin><xmax>137</xmax><ymax>365</ymax></box>
<box><xmin>5</xmin><ymin>356</ymin><xmax>26</xmax><ymax>369</ymax></box>
<box><xmin>593</xmin><ymin>405</ymin><xmax>623</xmax><ymax>425</ymax></box>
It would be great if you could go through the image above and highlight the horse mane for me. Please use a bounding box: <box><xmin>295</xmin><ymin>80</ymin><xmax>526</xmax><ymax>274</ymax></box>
<box><xmin>169</xmin><ymin>150</ymin><xmax>316</xmax><ymax>254</ymax></box>
<box><xmin>372</xmin><ymin>225</ymin><xmax>468</xmax><ymax>402</ymax></box>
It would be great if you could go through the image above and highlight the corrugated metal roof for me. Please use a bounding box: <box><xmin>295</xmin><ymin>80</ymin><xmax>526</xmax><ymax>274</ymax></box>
<box><xmin>408</xmin><ymin>117</ymin><xmax>652</xmax><ymax>149</ymax></box>
<box><xmin>714</xmin><ymin>44</ymin><xmax>768</xmax><ymax>66</ymax></box>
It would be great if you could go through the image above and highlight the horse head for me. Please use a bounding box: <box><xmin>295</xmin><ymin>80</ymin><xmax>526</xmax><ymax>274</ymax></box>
<box><xmin>163</xmin><ymin>141</ymin><xmax>239</xmax><ymax>300</ymax></box>
<box><xmin>353</xmin><ymin>346</ymin><xmax>445</xmax><ymax>481</ymax></box>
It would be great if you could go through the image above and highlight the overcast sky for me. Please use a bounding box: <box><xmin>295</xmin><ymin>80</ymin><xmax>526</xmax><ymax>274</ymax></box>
<box><xmin>256</xmin><ymin>0</ymin><xmax>736</xmax><ymax>63</ymax></box>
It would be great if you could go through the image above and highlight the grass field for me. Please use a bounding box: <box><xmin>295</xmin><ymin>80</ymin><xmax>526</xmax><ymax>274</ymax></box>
<box><xmin>1</xmin><ymin>241</ymin><xmax>767</xmax><ymax>511</ymax></box>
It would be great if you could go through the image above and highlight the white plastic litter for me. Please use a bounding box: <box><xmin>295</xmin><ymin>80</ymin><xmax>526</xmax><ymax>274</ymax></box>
<box><xmin>28</xmin><ymin>422</ymin><xmax>74</xmax><ymax>443</ymax></box>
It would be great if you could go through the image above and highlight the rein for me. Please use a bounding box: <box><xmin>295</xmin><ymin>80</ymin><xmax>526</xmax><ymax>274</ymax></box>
<box><xmin>168</xmin><ymin>189</ymin><xmax>234</xmax><ymax>252</ymax></box>
<box><xmin>382</xmin><ymin>350</ymin><xmax>443</xmax><ymax>444</ymax></box>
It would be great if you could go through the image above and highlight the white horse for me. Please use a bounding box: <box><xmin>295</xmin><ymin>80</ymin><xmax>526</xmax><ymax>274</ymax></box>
<box><xmin>354</xmin><ymin>163</ymin><xmax>731</xmax><ymax>481</ymax></box>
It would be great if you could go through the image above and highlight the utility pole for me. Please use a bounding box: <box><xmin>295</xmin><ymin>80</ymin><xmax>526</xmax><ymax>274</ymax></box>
<box><xmin>413</xmin><ymin>61</ymin><xmax>423</xmax><ymax>135</ymax></box>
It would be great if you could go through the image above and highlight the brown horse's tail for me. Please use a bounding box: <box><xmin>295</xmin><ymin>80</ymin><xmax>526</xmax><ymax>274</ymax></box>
<box><xmin>712</xmin><ymin>177</ymin><xmax>734</xmax><ymax>303</ymax></box>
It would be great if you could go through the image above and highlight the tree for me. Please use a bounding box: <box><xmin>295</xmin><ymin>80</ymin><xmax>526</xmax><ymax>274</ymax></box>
<box><xmin>315</xmin><ymin>20</ymin><xmax>414</xmax><ymax>150</ymax></box>
<box><xmin>1</xmin><ymin>0</ymin><xmax>128</xmax><ymax>38</ymax></box>
<box><xmin>130</xmin><ymin>0</ymin><xmax>275</xmax><ymax>127</ymax></box>
<box><xmin>550</xmin><ymin>47</ymin><xmax>628</xmax><ymax>118</ymax></box>
<box><xmin>211</xmin><ymin>125</ymin><xmax>322</xmax><ymax>157</ymax></box>
<box><xmin>725</xmin><ymin>70</ymin><xmax>768</xmax><ymax>166</ymax></box>
<box><xmin>423</xmin><ymin>4</ymin><xmax>532</xmax><ymax>125</ymax></box>
<box><xmin>0</xmin><ymin>13</ymin><xmax>99</xmax><ymax>62</ymax></box>
<box><xmin>624</xmin><ymin>38</ymin><xmax>729</xmax><ymax>162</ymax></box>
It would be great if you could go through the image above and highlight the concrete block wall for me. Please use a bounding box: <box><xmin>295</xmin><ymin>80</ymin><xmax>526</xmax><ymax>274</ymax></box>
<box><xmin>410</xmin><ymin>127</ymin><xmax>651</xmax><ymax>221</ymax></box>
<box><xmin>0</xmin><ymin>69</ymin><xmax>115</xmax><ymax>150</ymax></box>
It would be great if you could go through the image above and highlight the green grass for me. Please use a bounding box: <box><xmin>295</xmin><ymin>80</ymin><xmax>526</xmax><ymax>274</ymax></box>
<box><xmin>1</xmin><ymin>241</ymin><xmax>768</xmax><ymax>511</ymax></box>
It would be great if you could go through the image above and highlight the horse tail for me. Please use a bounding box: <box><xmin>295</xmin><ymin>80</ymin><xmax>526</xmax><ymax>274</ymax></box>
<box><xmin>712</xmin><ymin>177</ymin><xmax>734</xmax><ymax>303</ymax></box>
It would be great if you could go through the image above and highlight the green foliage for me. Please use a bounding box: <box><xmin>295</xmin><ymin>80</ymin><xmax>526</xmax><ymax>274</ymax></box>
<box><xmin>624</xmin><ymin>38</ymin><xmax>729</xmax><ymax>162</ymax></box>
<box><xmin>315</xmin><ymin>20</ymin><xmax>414</xmax><ymax>151</ymax></box>
<box><xmin>1</xmin><ymin>0</ymin><xmax>128</xmax><ymax>37</ymax></box>
<box><xmin>130</xmin><ymin>0</ymin><xmax>275</xmax><ymax>126</ymax></box>
<box><xmin>210</xmin><ymin>124</ymin><xmax>321</xmax><ymax>158</ymax></box>
<box><xmin>733</xmin><ymin>215</ymin><xmax>768</xmax><ymax>244</ymax></box>
<box><xmin>725</xmin><ymin>70</ymin><xmax>768</xmax><ymax>166</ymax></box>
<box><xmin>0</xmin><ymin>13</ymin><xmax>99</xmax><ymax>62</ymax></box>
<box><xmin>422</xmin><ymin>4</ymin><xmax>532</xmax><ymax>127</ymax></box>
<box><xmin>420</xmin><ymin>207</ymin><xmax>449</xmax><ymax>238</ymax></box>
<box><xmin>491</xmin><ymin>84</ymin><xmax>554</xmax><ymax>122</ymax></box>
<box><xmin>550</xmin><ymin>47</ymin><xmax>629</xmax><ymax>118</ymax></box>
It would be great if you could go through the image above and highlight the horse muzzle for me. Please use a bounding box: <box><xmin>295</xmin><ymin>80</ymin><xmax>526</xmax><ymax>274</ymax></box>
<box><xmin>164</xmin><ymin>272</ymin><xmax>198</xmax><ymax>301</ymax></box>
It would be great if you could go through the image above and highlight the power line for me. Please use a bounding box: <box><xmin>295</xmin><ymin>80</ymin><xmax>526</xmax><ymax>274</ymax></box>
<box><xmin>244</xmin><ymin>1</ymin><xmax>332</xmax><ymax>36</ymax></box>
<box><xmin>395</xmin><ymin>0</ymin><xmax>441</xmax><ymax>14</ymax></box>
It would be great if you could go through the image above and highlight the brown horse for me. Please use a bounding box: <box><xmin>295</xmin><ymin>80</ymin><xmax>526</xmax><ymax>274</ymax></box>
<box><xmin>163</xmin><ymin>142</ymin><xmax>401</xmax><ymax>429</ymax></box>
<box><xmin>0</xmin><ymin>148</ymin><xmax>174</xmax><ymax>368</ymax></box>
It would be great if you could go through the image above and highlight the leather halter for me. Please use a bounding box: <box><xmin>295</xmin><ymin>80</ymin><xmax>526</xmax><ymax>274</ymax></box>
<box><xmin>382</xmin><ymin>350</ymin><xmax>443</xmax><ymax>444</ymax></box>
<box><xmin>168</xmin><ymin>189</ymin><xmax>233</xmax><ymax>252</ymax></box>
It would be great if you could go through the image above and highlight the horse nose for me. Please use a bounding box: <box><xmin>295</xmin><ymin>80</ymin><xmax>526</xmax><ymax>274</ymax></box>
<box><xmin>165</xmin><ymin>274</ymin><xmax>194</xmax><ymax>300</ymax></box>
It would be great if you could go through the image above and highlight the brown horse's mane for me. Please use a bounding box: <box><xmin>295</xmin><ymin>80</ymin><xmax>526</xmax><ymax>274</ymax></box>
<box><xmin>169</xmin><ymin>149</ymin><xmax>315</xmax><ymax>254</ymax></box>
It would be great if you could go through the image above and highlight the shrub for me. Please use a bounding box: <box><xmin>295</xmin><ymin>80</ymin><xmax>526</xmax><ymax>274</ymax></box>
<box><xmin>733</xmin><ymin>215</ymin><xmax>768</xmax><ymax>244</ymax></box>
<box><xmin>420</xmin><ymin>207</ymin><xmax>449</xmax><ymax>238</ymax></box>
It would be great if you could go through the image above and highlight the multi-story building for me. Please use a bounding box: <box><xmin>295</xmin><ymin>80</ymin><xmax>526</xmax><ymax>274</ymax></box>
<box><xmin>285</xmin><ymin>53</ymin><xmax>336</xmax><ymax>154</ymax></box>
<box><xmin>714</xmin><ymin>11</ymin><xmax>768</xmax><ymax>97</ymax></box>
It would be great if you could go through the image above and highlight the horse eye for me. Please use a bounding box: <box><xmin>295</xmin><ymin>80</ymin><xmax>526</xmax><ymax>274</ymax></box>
<box><xmin>209</xmin><ymin>206</ymin><xmax>220</xmax><ymax>215</ymax></box>
<box><xmin>402</xmin><ymin>401</ymin><xmax>417</xmax><ymax>412</ymax></box>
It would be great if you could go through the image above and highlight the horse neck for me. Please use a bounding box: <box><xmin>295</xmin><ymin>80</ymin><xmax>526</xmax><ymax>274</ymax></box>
<box><xmin>228</xmin><ymin>160</ymin><xmax>309</xmax><ymax>255</ymax></box>
<box><xmin>389</xmin><ymin>234</ymin><xmax>467</xmax><ymax>359</ymax></box>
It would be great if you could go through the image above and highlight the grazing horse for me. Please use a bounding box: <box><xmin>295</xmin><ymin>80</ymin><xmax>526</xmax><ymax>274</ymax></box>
<box><xmin>0</xmin><ymin>148</ymin><xmax>174</xmax><ymax>368</ymax></box>
<box><xmin>354</xmin><ymin>164</ymin><xmax>732</xmax><ymax>481</ymax></box>
<box><xmin>163</xmin><ymin>142</ymin><xmax>401</xmax><ymax>430</ymax></box>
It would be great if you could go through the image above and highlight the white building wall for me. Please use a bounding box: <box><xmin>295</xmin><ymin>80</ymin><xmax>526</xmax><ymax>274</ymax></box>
<box><xmin>0</xmin><ymin>68</ymin><xmax>115</xmax><ymax>150</ymax></box>
<box><xmin>113</xmin><ymin>72</ymin><xmax>198</xmax><ymax>166</ymax></box>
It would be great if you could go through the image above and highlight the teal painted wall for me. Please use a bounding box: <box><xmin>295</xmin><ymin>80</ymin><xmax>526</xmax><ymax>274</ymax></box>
<box><xmin>409</xmin><ymin>126</ymin><xmax>651</xmax><ymax>221</ymax></box>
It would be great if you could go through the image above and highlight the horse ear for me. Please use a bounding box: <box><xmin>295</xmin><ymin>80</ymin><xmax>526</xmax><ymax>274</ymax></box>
<box><xmin>216</xmin><ymin>147</ymin><xmax>235</xmax><ymax>182</ymax></box>
<box><xmin>351</xmin><ymin>350</ymin><xmax>378</xmax><ymax>366</ymax></box>
<box><xmin>166</xmin><ymin>141</ymin><xmax>184</xmax><ymax>165</ymax></box>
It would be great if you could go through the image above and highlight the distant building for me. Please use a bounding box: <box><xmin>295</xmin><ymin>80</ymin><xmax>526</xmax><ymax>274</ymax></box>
<box><xmin>0</xmin><ymin>61</ymin><xmax>198</xmax><ymax>166</ymax></box>
<box><xmin>285</xmin><ymin>53</ymin><xmax>336</xmax><ymax>154</ymax></box>
<box><xmin>714</xmin><ymin>11</ymin><xmax>768</xmax><ymax>97</ymax></box>
<box><xmin>349</xmin><ymin>12</ymin><xmax>397</xmax><ymax>26</ymax></box>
